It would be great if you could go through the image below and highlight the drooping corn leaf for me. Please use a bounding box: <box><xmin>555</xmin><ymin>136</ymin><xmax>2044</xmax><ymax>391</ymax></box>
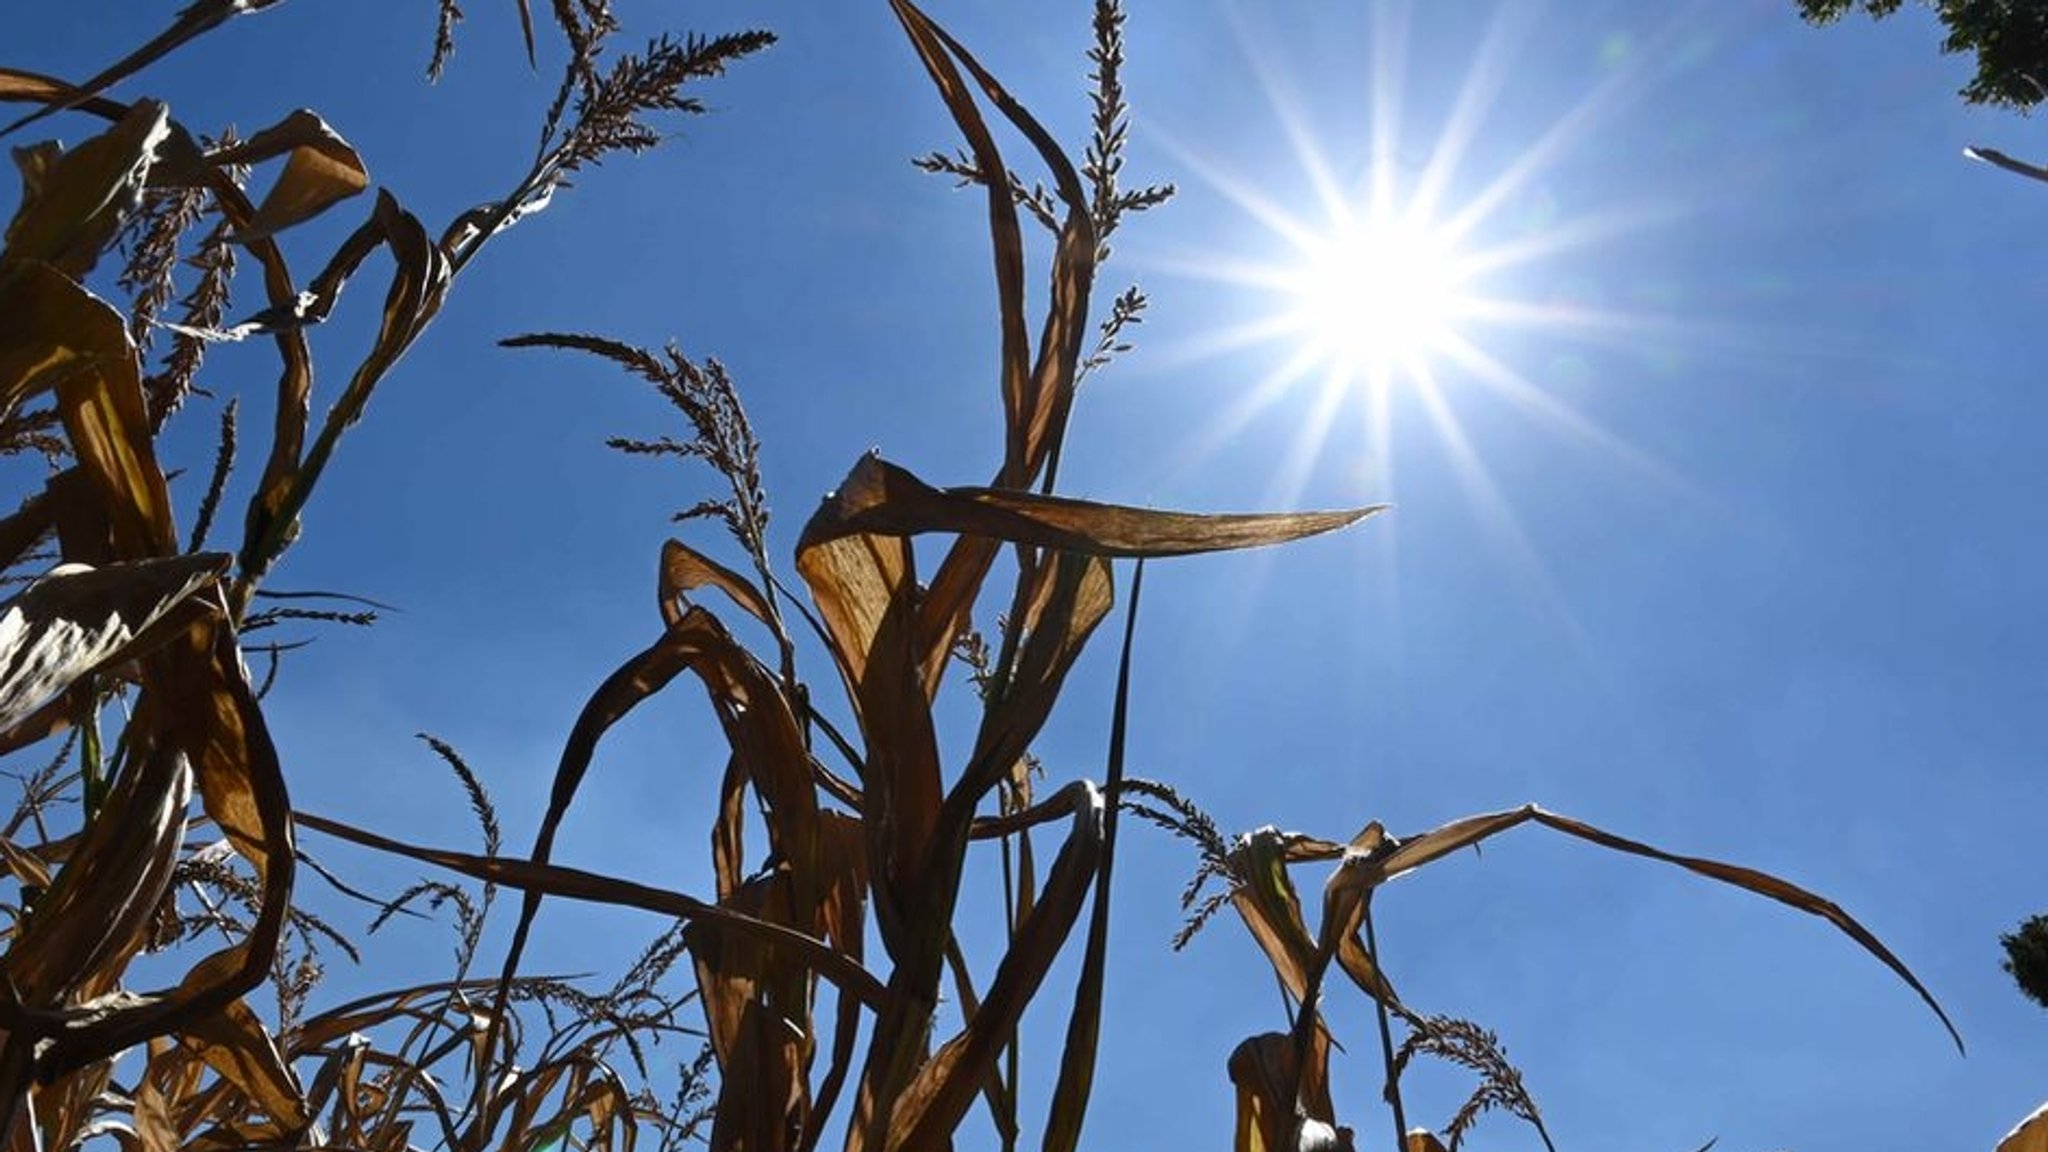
<box><xmin>794</xmin><ymin>521</ymin><xmax>942</xmax><ymax>963</ymax></box>
<box><xmin>887</xmin><ymin>0</ymin><xmax>1032</xmax><ymax>483</ymax></box>
<box><xmin>805</xmin><ymin>454</ymin><xmax>1381</xmax><ymax>559</ymax></box>
<box><xmin>894</xmin><ymin>0</ymin><xmax>1098</xmax><ymax>480</ymax></box>
<box><xmin>1228</xmin><ymin>828</ymin><xmax>1325</xmax><ymax>1006</ymax></box>
<box><xmin>1321</xmin><ymin>805</ymin><xmax>1962</xmax><ymax>1052</ymax></box>
<box><xmin>0</xmin><ymin>0</ymin><xmax>285</xmax><ymax>138</ymax></box>
<box><xmin>0</xmin><ymin>736</ymin><xmax>191</xmax><ymax>1115</ymax></box>
<box><xmin>19</xmin><ymin>624</ymin><xmax>296</xmax><ymax>1096</ymax></box>
<box><xmin>207</xmin><ymin>109</ymin><xmax>368</xmax><ymax>242</ymax></box>
<box><xmin>242</xmin><ymin>190</ymin><xmax>449</xmax><ymax>584</ymax></box>
<box><xmin>294</xmin><ymin>810</ymin><xmax>886</xmax><ymax>1009</ymax></box>
<box><xmin>695</xmin><ymin>872</ymin><xmax>808</xmax><ymax>1152</ymax></box>
<box><xmin>46</xmin><ymin>273</ymin><xmax>178</xmax><ymax>559</ymax></box>
<box><xmin>661</xmin><ymin>538</ymin><xmax>774</xmax><ymax>628</ymax></box>
<box><xmin>887</xmin><ymin>782</ymin><xmax>1104</xmax><ymax>1152</ymax></box>
<box><xmin>958</xmin><ymin>550</ymin><xmax>1112</xmax><ymax>804</ymax></box>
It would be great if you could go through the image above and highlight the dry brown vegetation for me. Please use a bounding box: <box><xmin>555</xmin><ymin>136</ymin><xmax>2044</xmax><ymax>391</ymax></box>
<box><xmin>0</xmin><ymin>3</ymin><xmax>1961</xmax><ymax>1151</ymax></box>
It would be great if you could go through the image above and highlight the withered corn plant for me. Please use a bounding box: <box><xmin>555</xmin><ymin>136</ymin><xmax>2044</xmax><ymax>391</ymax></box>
<box><xmin>306</xmin><ymin>5</ymin><xmax>1958</xmax><ymax>1152</ymax></box>
<box><xmin>0</xmin><ymin>2</ymin><xmax>766</xmax><ymax>1150</ymax></box>
<box><xmin>0</xmin><ymin>3</ymin><xmax>1964</xmax><ymax>1152</ymax></box>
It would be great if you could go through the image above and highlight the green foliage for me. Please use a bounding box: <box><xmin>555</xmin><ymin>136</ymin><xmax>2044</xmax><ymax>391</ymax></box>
<box><xmin>2002</xmin><ymin>914</ymin><xmax>2048</xmax><ymax>1010</ymax></box>
<box><xmin>1796</xmin><ymin>0</ymin><xmax>2048</xmax><ymax>110</ymax></box>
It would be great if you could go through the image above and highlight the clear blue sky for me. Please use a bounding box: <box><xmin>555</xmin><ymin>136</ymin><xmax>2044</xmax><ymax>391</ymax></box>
<box><xmin>12</xmin><ymin>1</ymin><xmax>2048</xmax><ymax>1148</ymax></box>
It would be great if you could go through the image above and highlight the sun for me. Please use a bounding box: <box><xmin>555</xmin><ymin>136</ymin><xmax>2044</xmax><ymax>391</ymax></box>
<box><xmin>1281</xmin><ymin>213</ymin><xmax>1476</xmax><ymax>382</ymax></box>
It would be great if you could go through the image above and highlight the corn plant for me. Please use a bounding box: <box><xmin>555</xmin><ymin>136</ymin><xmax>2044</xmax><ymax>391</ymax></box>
<box><xmin>0</xmin><ymin>3</ymin><xmax>764</xmax><ymax>1150</ymax></box>
<box><xmin>0</xmin><ymin>2</ymin><xmax>1961</xmax><ymax>1152</ymax></box>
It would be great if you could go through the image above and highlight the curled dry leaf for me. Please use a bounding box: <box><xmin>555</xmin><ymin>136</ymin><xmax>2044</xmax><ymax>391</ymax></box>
<box><xmin>0</xmin><ymin>553</ymin><xmax>227</xmax><ymax>734</ymax></box>
<box><xmin>660</xmin><ymin>537</ymin><xmax>773</xmax><ymax>629</ymax></box>
<box><xmin>208</xmin><ymin>109</ymin><xmax>369</xmax><ymax>242</ymax></box>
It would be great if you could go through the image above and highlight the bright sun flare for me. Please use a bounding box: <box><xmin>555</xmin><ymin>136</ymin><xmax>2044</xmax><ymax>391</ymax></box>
<box><xmin>1284</xmin><ymin>217</ymin><xmax>1475</xmax><ymax>380</ymax></box>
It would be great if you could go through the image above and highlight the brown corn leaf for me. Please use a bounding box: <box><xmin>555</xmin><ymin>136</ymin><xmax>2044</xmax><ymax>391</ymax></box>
<box><xmin>1229</xmin><ymin>828</ymin><xmax>1322</xmax><ymax>1004</ymax></box>
<box><xmin>696</xmin><ymin>872</ymin><xmax>808</xmax><ymax>1152</ymax></box>
<box><xmin>1042</xmin><ymin>559</ymin><xmax>1143</xmax><ymax>1152</ymax></box>
<box><xmin>135</xmin><ymin>1039</ymin><xmax>202</xmax><ymax>1152</ymax></box>
<box><xmin>1312</xmin><ymin>823</ymin><xmax>1403</xmax><ymax>1010</ymax></box>
<box><xmin>0</xmin><ymin>0</ymin><xmax>283</xmax><ymax>138</ymax></box>
<box><xmin>0</xmin><ymin>257</ymin><xmax>179</xmax><ymax>559</ymax></box>
<box><xmin>208</xmin><ymin>110</ymin><xmax>369</xmax><ymax>242</ymax></box>
<box><xmin>242</xmin><ymin>190</ymin><xmax>447</xmax><ymax>586</ymax></box>
<box><xmin>293</xmin><ymin>810</ymin><xmax>887</xmax><ymax>1009</ymax></box>
<box><xmin>661</xmin><ymin>537</ymin><xmax>774</xmax><ymax>628</ymax></box>
<box><xmin>1329</xmin><ymin>805</ymin><xmax>1962</xmax><ymax>1052</ymax></box>
<box><xmin>794</xmin><ymin>517</ymin><xmax>942</xmax><ymax>960</ymax></box>
<box><xmin>888</xmin><ymin>0</ymin><xmax>1032</xmax><ymax>481</ymax></box>
<box><xmin>176</xmin><ymin>995</ymin><xmax>308</xmax><ymax>1135</ymax></box>
<box><xmin>806</xmin><ymin>454</ymin><xmax>1381</xmax><ymax>559</ymax></box>
<box><xmin>960</xmin><ymin>551</ymin><xmax>1112</xmax><ymax>807</ymax></box>
<box><xmin>1229</xmin><ymin>1031</ymin><xmax>1345</xmax><ymax>1152</ymax></box>
<box><xmin>23</xmin><ymin>626</ymin><xmax>294</xmax><ymax>1091</ymax></box>
<box><xmin>1</xmin><ymin>741</ymin><xmax>190</xmax><ymax>1005</ymax></box>
<box><xmin>888</xmin><ymin>782</ymin><xmax>1103</xmax><ymax>1151</ymax></box>
<box><xmin>799</xmin><ymin>812</ymin><xmax>871</xmax><ymax>1152</ymax></box>
<box><xmin>0</xmin><ymin>69</ymin><xmax>130</xmax><ymax>123</ymax></box>
<box><xmin>0</xmin><ymin>553</ymin><xmax>227</xmax><ymax>734</ymax></box>
<box><xmin>2000</xmin><ymin>1102</ymin><xmax>2048</xmax><ymax>1152</ymax></box>
<box><xmin>3</xmin><ymin>99</ymin><xmax>168</xmax><ymax>277</ymax></box>
<box><xmin>485</xmin><ymin>607</ymin><xmax>751</xmax><ymax>1030</ymax></box>
<box><xmin>895</xmin><ymin>1</ymin><xmax>1098</xmax><ymax>479</ymax></box>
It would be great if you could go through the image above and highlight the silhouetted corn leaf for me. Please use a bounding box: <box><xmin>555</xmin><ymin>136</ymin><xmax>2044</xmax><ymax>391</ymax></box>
<box><xmin>888</xmin><ymin>782</ymin><xmax>1104</xmax><ymax>1152</ymax></box>
<box><xmin>0</xmin><ymin>0</ymin><xmax>284</xmax><ymax>138</ymax></box>
<box><xmin>20</xmin><ymin>625</ymin><xmax>296</xmax><ymax>1094</ymax></box>
<box><xmin>2</xmin><ymin>736</ymin><xmax>189</xmax><ymax>1007</ymax></box>
<box><xmin>894</xmin><ymin>0</ymin><xmax>1097</xmax><ymax>481</ymax></box>
<box><xmin>294</xmin><ymin>810</ymin><xmax>887</xmax><ymax>1009</ymax></box>
<box><xmin>243</xmin><ymin>190</ymin><xmax>447</xmax><ymax>583</ymax></box>
<box><xmin>2002</xmin><ymin>1102</ymin><xmax>2048</xmax><ymax>1152</ymax></box>
<box><xmin>960</xmin><ymin>550</ymin><xmax>1111</xmax><ymax>803</ymax></box>
<box><xmin>887</xmin><ymin>0</ymin><xmax>1032</xmax><ymax>483</ymax></box>
<box><xmin>1324</xmin><ymin>805</ymin><xmax>1962</xmax><ymax>1051</ymax></box>
<box><xmin>208</xmin><ymin>109</ymin><xmax>368</xmax><ymax>241</ymax></box>
<box><xmin>805</xmin><ymin>454</ymin><xmax>1381</xmax><ymax>559</ymax></box>
<box><xmin>0</xmin><ymin>553</ymin><xmax>226</xmax><ymax>734</ymax></box>
<box><xmin>1042</xmin><ymin>558</ymin><xmax>1143</xmax><ymax>1152</ymax></box>
<box><xmin>2</xmin><ymin>99</ymin><xmax>167</xmax><ymax>277</ymax></box>
<box><xmin>696</xmin><ymin>872</ymin><xmax>807</xmax><ymax>1152</ymax></box>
